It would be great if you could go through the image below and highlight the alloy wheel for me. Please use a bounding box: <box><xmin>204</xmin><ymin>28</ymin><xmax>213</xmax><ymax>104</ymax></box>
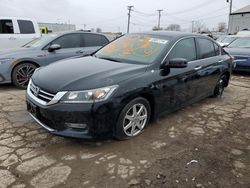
<box><xmin>15</xmin><ymin>65</ymin><xmax>36</xmax><ymax>87</ymax></box>
<box><xmin>123</xmin><ymin>103</ymin><xmax>148</xmax><ymax>137</ymax></box>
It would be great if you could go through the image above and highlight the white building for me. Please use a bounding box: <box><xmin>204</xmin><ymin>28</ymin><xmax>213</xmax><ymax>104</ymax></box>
<box><xmin>38</xmin><ymin>22</ymin><xmax>76</xmax><ymax>33</ymax></box>
<box><xmin>228</xmin><ymin>5</ymin><xmax>250</xmax><ymax>34</ymax></box>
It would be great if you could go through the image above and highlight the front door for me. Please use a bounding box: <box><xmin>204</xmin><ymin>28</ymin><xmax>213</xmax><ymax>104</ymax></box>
<box><xmin>155</xmin><ymin>37</ymin><xmax>199</xmax><ymax>113</ymax></box>
<box><xmin>44</xmin><ymin>33</ymin><xmax>84</xmax><ymax>65</ymax></box>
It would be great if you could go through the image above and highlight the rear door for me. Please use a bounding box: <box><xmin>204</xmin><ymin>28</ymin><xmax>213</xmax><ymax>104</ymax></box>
<box><xmin>0</xmin><ymin>19</ymin><xmax>16</xmax><ymax>50</ymax></box>
<box><xmin>194</xmin><ymin>37</ymin><xmax>222</xmax><ymax>97</ymax></box>
<box><xmin>16</xmin><ymin>19</ymin><xmax>41</xmax><ymax>47</ymax></box>
<box><xmin>44</xmin><ymin>33</ymin><xmax>84</xmax><ymax>64</ymax></box>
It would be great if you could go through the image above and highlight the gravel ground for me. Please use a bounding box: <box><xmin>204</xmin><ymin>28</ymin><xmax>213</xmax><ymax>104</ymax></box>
<box><xmin>0</xmin><ymin>74</ymin><xmax>249</xmax><ymax>188</ymax></box>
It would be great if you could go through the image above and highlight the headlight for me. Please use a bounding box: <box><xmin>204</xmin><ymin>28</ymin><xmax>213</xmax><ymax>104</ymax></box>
<box><xmin>60</xmin><ymin>85</ymin><xmax>118</xmax><ymax>103</ymax></box>
<box><xmin>0</xmin><ymin>58</ymin><xmax>13</xmax><ymax>65</ymax></box>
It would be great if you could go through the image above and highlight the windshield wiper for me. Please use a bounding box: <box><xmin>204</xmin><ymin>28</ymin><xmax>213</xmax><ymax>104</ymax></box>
<box><xmin>97</xmin><ymin>57</ymin><xmax>121</xmax><ymax>62</ymax></box>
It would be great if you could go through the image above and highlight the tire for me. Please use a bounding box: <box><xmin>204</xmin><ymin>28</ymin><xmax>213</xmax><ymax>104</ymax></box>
<box><xmin>114</xmin><ymin>97</ymin><xmax>151</xmax><ymax>140</ymax></box>
<box><xmin>213</xmin><ymin>74</ymin><xmax>228</xmax><ymax>97</ymax></box>
<box><xmin>12</xmin><ymin>63</ymin><xmax>37</xmax><ymax>89</ymax></box>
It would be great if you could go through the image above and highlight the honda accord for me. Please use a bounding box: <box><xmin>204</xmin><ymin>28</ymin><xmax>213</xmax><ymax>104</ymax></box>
<box><xmin>26</xmin><ymin>31</ymin><xmax>232</xmax><ymax>140</ymax></box>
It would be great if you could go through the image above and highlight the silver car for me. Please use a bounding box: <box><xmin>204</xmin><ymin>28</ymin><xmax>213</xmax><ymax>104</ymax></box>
<box><xmin>0</xmin><ymin>31</ymin><xmax>114</xmax><ymax>88</ymax></box>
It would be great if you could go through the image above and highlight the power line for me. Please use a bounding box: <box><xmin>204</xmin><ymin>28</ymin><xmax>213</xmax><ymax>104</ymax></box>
<box><xmin>78</xmin><ymin>16</ymin><xmax>125</xmax><ymax>26</ymax></box>
<box><xmin>133</xmin><ymin>9</ymin><xmax>156</xmax><ymax>16</ymax></box>
<box><xmin>168</xmin><ymin>0</ymin><xmax>217</xmax><ymax>15</ymax></box>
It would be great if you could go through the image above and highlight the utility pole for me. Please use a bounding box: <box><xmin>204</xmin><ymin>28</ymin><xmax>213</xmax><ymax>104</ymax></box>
<box><xmin>127</xmin><ymin>6</ymin><xmax>134</xmax><ymax>33</ymax></box>
<box><xmin>191</xmin><ymin>21</ymin><xmax>195</xmax><ymax>33</ymax></box>
<box><xmin>157</xmin><ymin>9</ymin><xmax>163</xmax><ymax>30</ymax></box>
<box><xmin>227</xmin><ymin>0</ymin><xmax>233</xmax><ymax>33</ymax></box>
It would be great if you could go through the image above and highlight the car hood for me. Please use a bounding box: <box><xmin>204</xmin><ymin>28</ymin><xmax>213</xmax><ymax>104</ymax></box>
<box><xmin>0</xmin><ymin>47</ymin><xmax>40</xmax><ymax>58</ymax></box>
<box><xmin>32</xmin><ymin>56</ymin><xmax>148</xmax><ymax>93</ymax></box>
<box><xmin>224</xmin><ymin>47</ymin><xmax>250</xmax><ymax>56</ymax></box>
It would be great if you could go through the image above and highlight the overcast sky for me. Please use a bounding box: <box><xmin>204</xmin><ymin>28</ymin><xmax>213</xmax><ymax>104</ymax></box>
<box><xmin>0</xmin><ymin>0</ymin><xmax>249</xmax><ymax>33</ymax></box>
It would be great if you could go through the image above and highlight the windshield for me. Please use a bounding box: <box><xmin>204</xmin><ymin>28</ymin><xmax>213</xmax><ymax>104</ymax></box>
<box><xmin>95</xmin><ymin>34</ymin><xmax>169</xmax><ymax>64</ymax></box>
<box><xmin>23</xmin><ymin>34</ymin><xmax>58</xmax><ymax>48</ymax></box>
<box><xmin>228</xmin><ymin>37</ymin><xmax>250</xmax><ymax>48</ymax></box>
<box><xmin>221</xmin><ymin>36</ymin><xmax>238</xmax><ymax>44</ymax></box>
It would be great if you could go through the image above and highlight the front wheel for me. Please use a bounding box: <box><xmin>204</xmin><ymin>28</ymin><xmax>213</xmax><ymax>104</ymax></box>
<box><xmin>213</xmin><ymin>75</ymin><xmax>227</xmax><ymax>97</ymax></box>
<box><xmin>12</xmin><ymin>63</ymin><xmax>37</xmax><ymax>89</ymax></box>
<box><xmin>114</xmin><ymin>97</ymin><xmax>151</xmax><ymax>140</ymax></box>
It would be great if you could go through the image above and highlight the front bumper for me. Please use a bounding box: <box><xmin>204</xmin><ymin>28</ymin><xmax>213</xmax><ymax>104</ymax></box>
<box><xmin>26</xmin><ymin>93</ymin><xmax>121</xmax><ymax>139</ymax></box>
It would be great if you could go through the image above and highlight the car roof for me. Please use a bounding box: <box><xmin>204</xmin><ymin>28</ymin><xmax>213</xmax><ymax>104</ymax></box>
<box><xmin>50</xmin><ymin>31</ymin><xmax>112</xmax><ymax>40</ymax></box>
<box><xmin>0</xmin><ymin>16</ymin><xmax>34</xmax><ymax>20</ymax></box>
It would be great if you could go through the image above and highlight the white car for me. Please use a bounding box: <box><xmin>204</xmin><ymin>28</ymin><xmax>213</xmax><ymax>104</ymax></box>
<box><xmin>0</xmin><ymin>17</ymin><xmax>41</xmax><ymax>50</ymax></box>
<box><xmin>237</xmin><ymin>30</ymin><xmax>250</xmax><ymax>36</ymax></box>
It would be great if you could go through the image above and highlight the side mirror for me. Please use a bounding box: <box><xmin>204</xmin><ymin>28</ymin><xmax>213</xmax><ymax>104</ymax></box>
<box><xmin>48</xmin><ymin>44</ymin><xmax>61</xmax><ymax>52</ymax></box>
<box><xmin>162</xmin><ymin>58</ymin><xmax>188</xmax><ymax>69</ymax></box>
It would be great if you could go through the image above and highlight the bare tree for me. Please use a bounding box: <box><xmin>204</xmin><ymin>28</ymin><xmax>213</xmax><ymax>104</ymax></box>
<box><xmin>218</xmin><ymin>22</ymin><xmax>227</xmax><ymax>32</ymax></box>
<box><xmin>152</xmin><ymin>26</ymin><xmax>163</xmax><ymax>31</ymax></box>
<box><xmin>165</xmin><ymin>24</ymin><xmax>181</xmax><ymax>31</ymax></box>
<box><xmin>193</xmin><ymin>21</ymin><xmax>206</xmax><ymax>33</ymax></box>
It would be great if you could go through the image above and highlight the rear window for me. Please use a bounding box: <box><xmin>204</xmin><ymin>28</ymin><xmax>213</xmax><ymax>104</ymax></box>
<box><xmin>82</xmin><ymin>34</ymin><xmax>109</xmax><ymax>47</ymax></box>
<box><xmin>197</xmin><ymin>38</ymin><xmax>216</xmax><ymax>59</ymax></box>
<box><xmin>17</xmin><ymin>20</ymin><xmax>35</xmax><ymax>34</ymax></box>
<box><xmin>0</xmin><ymin>20</ymin><xmax>14</xmax><ymax>34</ymax></box>
<box><xmin>214</xmin><ymin>43</ymin><xmax>220</xmax><ymax>56</ymax></box>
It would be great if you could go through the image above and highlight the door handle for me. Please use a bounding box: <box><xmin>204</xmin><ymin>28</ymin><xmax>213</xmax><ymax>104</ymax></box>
<box><xmin>8</xmin><ymin>37</ymin><xmax>16</xmax><ymax>40</ymax></box>
<box><xmin>218</xmin><ymin>59</ymin><xmax>223</xmax><ymax>63</ymax></box>
<box><xmin>194</xmin><ymin>66</ymin><xmax>202</xmax><ymax>70</ymax></box>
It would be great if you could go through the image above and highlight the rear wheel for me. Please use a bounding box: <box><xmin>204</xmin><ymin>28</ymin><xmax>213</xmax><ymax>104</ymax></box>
<box><xmin>114</xmin><ymin>97</ymin><xmax>151</xmax><ymax>140</ymax></box>
<box><xmin>213</xmin><ymin>75</ymin><xmax>228</xmax><ymax>97</ymax></box>
<box><xmin>12</xmin><ymin>63</ymin><xmax>37</xmax><ymax>89</ymax></box>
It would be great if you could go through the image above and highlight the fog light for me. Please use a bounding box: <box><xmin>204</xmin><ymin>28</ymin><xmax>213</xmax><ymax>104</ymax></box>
<box><xmin>65</xmin><ymin>123</ymin><xmax>87</xmax><ymax>129</ymax></box>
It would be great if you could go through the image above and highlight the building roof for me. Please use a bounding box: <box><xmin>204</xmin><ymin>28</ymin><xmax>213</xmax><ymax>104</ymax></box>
<box><xmin>231</xmin><ymin>5</ymin><xmax>250</xmax><ymax>15</ymax></box>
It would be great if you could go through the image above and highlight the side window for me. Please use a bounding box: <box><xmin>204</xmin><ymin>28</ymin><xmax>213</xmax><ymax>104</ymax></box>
<box><xmin>0</xmin><ymin>20</ymin><xmax>14</xmax><ymax>34</ymax></box>
<box><xmin>168</xmin><ymin>38</ymin><xmax>197</xmax><ymax>62</ymax></box>
<box><xmin>52</xmin><ymin>34</ymin><xmax>81</xmax><ymax>49</ymax></box>
<box><xmin>17</xmin><ymin>20</ymin><xmax>35</xmax><ymax>34</ymax></box>
<box><xmin>101</xmin><ymin>36</ymin><xmax>109</xmax><ymax>46</ymax></box>
<box><xmin>214</xmin><ymin>43</ymin><xmax>220</xmax><ymax>56</ymax></box>
<box><xmin>82</xmin><ymin>34</ymin><xmax>108</xmax><ymax>47</ymax></box>
<box><xmin>197</xmin><ymin>38</ymin><xmax>216</xmax><ymax>59</ymax></box>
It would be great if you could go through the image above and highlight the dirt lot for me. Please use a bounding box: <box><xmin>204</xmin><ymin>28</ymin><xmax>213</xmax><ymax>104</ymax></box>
<box><xmin>0</xmin><ymin>75</ymin><xmax>250</xmax><ymax>188</ymax></box>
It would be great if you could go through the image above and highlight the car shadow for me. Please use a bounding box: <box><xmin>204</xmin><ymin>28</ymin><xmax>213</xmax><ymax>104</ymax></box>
<box><xmin>0</xmin><ymin>83</ymin><xmax>21</xmax><ymax>91</ymax></box>
<box><xmin>232</xmin><ymin>71</ymin><xmax>250</xmax><ymax>77</ymax></box>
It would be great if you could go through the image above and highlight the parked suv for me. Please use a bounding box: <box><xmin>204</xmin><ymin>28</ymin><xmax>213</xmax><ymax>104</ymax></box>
<box><xmin>0</xmin><ymin>31</ymin><xmax>112</xmax><ymax>88</ymax></box>
<box><xmin>0</xmin><ymin>17</ymin><xmax>41</xmax><ymax>50</ymax></box>
<box><xmin>26</xmin><ymin>31</ymin><xmax>232</xmax><ymax>140</ymax></box>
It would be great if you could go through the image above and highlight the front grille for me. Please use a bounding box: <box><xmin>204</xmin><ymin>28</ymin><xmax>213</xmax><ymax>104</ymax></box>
<box><xmin>30</xmin><ymin>81</ymin><xmax>55</xmax><ymax>103</ymax></box>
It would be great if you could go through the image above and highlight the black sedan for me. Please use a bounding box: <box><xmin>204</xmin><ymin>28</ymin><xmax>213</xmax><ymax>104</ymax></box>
<box><xmin>224</xmin><ymin>37</ymin><xmax>250</xmax><ymax>73</ymax></box>
<box><xmin>26</xmin><ymin>31</ymin><xmax>232</xmax><ymax>140</ymax></box>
